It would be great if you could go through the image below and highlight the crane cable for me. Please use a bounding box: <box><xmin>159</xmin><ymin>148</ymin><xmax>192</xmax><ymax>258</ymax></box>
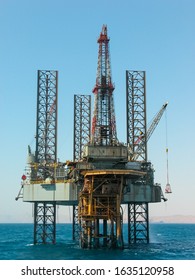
<box><xmin>165</xmin><ymin>108</ymin><xmax>172</xmax><ymax>194</ymax></box>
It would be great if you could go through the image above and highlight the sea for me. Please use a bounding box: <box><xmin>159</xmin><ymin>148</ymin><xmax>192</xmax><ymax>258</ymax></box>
<box><xmin>0</xmin><ymin>223</ymin><xmax>195</xmax><ymax>260</ymax></box>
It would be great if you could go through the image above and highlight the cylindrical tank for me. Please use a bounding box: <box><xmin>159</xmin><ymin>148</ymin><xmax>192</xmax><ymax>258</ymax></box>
<box><xmin>27</xmin><ymin>153</ymin><xmax>35</xmax><ymax>164</ymax></box>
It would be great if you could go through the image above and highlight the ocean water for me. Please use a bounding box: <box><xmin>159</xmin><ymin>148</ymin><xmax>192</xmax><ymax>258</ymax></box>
<box><xmin>0</xmin><ymin>223</ymin><xmax>195</xmax><ymax>260</ymax></box>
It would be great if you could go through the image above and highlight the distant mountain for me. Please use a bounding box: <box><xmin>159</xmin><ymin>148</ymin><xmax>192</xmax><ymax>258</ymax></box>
<box><xmin>150</xmin><ymin>215</ymin><xmax>195</xmax><ymax>224</ymax></box>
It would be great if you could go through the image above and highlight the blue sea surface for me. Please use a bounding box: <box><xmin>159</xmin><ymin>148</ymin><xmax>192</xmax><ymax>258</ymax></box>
<box><xmin>0</xmin><ymin>223</ymin><xmax>195</xmax><ymax>260</ymax></box>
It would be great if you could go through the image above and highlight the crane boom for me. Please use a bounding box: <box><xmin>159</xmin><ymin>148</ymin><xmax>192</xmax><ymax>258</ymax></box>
<box><xmin>147</xmin><ymin>102</ymin><xmax>168</xmax><ymax>142</ymax></box>
<box><xmin>131</xmin><ymin>102</ymin><xmax>168</xmax><ymax>160</ymax></box>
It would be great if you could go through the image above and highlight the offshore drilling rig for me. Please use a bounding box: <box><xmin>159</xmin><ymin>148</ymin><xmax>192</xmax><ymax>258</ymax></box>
<box><xmin>16</xmin><ymin>25</ymin><xmax>167</xmax><ymax>249</ymax></box>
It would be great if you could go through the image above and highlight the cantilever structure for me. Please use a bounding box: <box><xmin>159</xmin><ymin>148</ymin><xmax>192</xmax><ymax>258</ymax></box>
<box><xmin>18</xmin><ymin>26</ymin><xmax>164</xmax><ymax>248</ymax></box>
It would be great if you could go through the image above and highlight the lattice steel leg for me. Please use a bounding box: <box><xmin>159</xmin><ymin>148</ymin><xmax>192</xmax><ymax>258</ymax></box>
<box><xmin>34</xmin><ymin>202</ymin><xmax>56</xmax><ymax>244</ymax></box>
<box><xmin>128</xmin><ymin>203</ymin><xmax>149</xmax><ymax>244</ymax></box>
<box><xmin>72</xmin><ymin>205</ymin><xmax>81</xmax><ymax>242</ymax></box>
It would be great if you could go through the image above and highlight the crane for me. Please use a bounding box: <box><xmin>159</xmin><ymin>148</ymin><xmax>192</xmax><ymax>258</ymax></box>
<box><xmin>131</xmin><ymin>102</ymin><xmax>168</xmax><ymax>160</ymax></box>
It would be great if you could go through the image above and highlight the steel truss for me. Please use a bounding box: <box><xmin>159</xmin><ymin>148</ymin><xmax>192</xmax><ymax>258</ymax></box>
<box><xmin>72</xmin><ymin>205</ymin><xmax>81</xmax><ymax>241</ymax></box>
<box><xmin>91</xmin><ymin>25</ymin><xmax>118</xmax><ymax>146</ymax></box>
<box><xmin>33</xmin><ymin>70</ymin><xmax>58</xmax><ymax>244</ymax></box>
<box><xmin>127</xmin><ymin>203</ymin><xmax>149</xmax><ymax>244</ymax></box>
<box><xmin>73</xmin><ymin>95</ymin><xmax>91</xmax><ymax>239</ymax></box>
<box><xmin>34</xmin><ymin>202</ymin><xmax>56</xmax><ymax>244</ymax></box>
<box><xmin>35</xmin><ymin>70</ymin><xmax>58</xmax><ymax>179</ymax></box>
<box><xmin>126</xmin><ymin>71</ymin><xmax>150</xmax><ymax>245</ymax></box>
<box><xmin>126</xmin><ymin>70</ymin><xmax>147</xmax><ymax>161</ymax></box>
<box><xmin>73</xmin><ymin>95</ymin><xmax>91</xmax><ymax>161</ymax></box>
<box><xmin>78</xmin><ymin>173</ymin><xmax>124</xmax><ymax>249</ymax></box>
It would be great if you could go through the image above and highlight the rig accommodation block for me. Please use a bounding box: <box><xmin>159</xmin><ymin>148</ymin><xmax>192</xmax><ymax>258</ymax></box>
<box><xmin>21</xmin><ymin>26</ymin><xmax>162</xmax><ymax>248</ymax></box>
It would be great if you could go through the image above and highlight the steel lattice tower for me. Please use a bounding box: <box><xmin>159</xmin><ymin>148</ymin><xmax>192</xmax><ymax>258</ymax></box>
<box><xmin>34</xmin><ymin>202</ymin><xmax>56</xmax><ymax>244</ymax></box>
<box><xmin>36</xmin><ymin>70</ymin><xmax>58</xmax><ymax>167</ymax></box>
<box><xmin>126</xmin><ymin>70</ymin><xmax>149</xmax><ymax>244</ymax></box>
<box><xmin>73</xmin><ymin>95</ymin><xmax>91</xmax><ymax>161</ymax></box>
<box><xmin>91</xmin><ymin>25</ymin><xmax>118</xmax><ymax>146</ymax></box>
<box><xmin>34</xmin><ymin>70</ymin><xmax>58</xmax><ymax>244</ymax></box>
<box><xmin>126</xmin><ymin>70</ymin><xmax>147</xmax><ymax>161</ymax></box>
<box><xmin>127</xmin><ymin>203</ymin><xmax>149</xmax><ymax>244</ymax></box>
<box><xmin>73</xmin><ymin>94</ymin><xmax>91</xmax><ymax>241</ymax></box>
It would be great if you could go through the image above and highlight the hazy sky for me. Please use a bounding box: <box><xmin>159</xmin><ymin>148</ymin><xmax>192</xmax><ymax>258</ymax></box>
<box><xmin>0</xmin><ymin>0</ymin><xmax>195</xmax><ymax>223</ymax></box>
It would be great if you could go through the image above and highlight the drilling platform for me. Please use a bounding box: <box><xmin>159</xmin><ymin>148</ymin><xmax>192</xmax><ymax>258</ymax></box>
<box><xmin>17</xmin><ymin>25</ymin><xmax>167</xmax><ymax>249</ymax></box>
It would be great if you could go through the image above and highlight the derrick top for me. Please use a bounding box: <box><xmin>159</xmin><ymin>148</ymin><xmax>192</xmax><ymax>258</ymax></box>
<box><xmin>93</xmin><ymin>24</ymin><xmax>113</xmax><ymax>91</ymax></box>
<box><xmin>97</xmin><ymin>25</ymin><xmax>109</xmax><ymax>43</ymax></box>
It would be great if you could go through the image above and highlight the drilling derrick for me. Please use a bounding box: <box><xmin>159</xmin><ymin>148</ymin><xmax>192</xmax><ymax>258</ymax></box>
<box><xmin>91</xmin><ymin>25</ymin><xmax>117</xmax><ymax>146</ymax></box>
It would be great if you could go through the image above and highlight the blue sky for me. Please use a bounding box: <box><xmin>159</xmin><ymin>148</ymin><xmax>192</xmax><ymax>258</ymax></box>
<box><xmin>0</xmin><ymin>0</ymin><xmax>195</xmax><ymax>222</ymax></box>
